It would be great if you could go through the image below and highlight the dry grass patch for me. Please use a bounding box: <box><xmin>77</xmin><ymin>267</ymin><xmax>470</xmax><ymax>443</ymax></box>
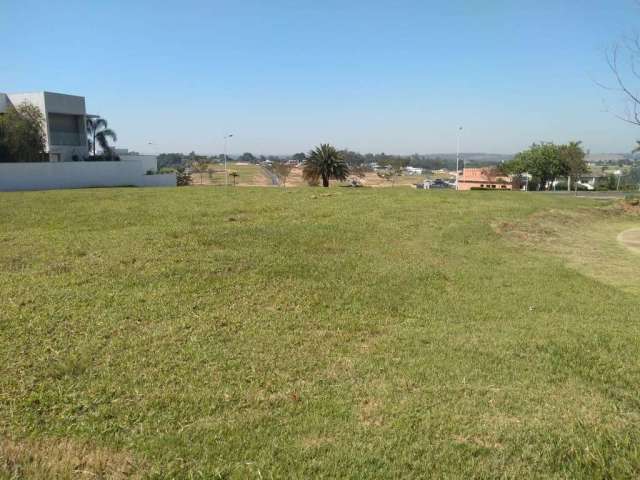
<box><xmin>619</xmin><ymin>228</ymin><xmax>640</xmax><ymax>254</ymax></box>
<box><xmin>495</xmin><ymin>205</ymin><xmax>640</xmax><ymax>295</ymax></box>
<box><xmin>0</xmin><ymin>437</ymin><xmax>143</xmax><ymax>480</ymax></box>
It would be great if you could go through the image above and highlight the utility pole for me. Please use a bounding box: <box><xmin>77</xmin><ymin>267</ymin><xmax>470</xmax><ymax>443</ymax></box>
<box><xmin>456</xmin><ymin>126</ymin><xmax>463</xmax><ymax>190</ymax></box>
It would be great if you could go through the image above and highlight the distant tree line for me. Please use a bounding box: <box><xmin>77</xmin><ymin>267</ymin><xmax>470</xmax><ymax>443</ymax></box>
<box><xmin>156</xmin><ymin>149</ymin><xmax>504</xmax><ymax>172</ymax></box>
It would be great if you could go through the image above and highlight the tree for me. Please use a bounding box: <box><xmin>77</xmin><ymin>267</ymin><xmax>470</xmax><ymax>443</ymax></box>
<box><xmin>176</xmin><ymin>166</ymin><xmax>192</xmax><ymax>186</ymax></box>
<box><xmin>292</xmin><ymin>152</ymin><xmax>306</xmax><ymax>163</ymax></box>
<box><xmin>602</xmin><ymin>37</ymin><xmax>640</xmax><ymax>126</ymax></box>
<box><xmin>507</xmin><ymin>143</ymin><xmax>565</xmax><ymax>190</ymax></box>
<box><xmin>191</xmin><ymin>161</ymin><xmax>208</xmax><ymax>185</ymax></box>
<box><xmin>559</xmin><ymin>141</ymin><xmax>588</xmax><ymax>194</ymax></box>
<box><xmin>270</xmin><ymin>161</ymin><xmax>294</xmax><ymax>187</ymax></box>
<box><xmin>504</xmin><ymin>142</ymin><xmax>588</xmax><ymax>191</ymax></box>
<box><xmin>303</xmin><ymin>144</ymin><xmax>349</xmax><ymax>187</ymax></box>
<box><xmin>229</xmin><ymin>170</ymin><xmax>239</xmax><ymax>186</ymax></box>
<box><xmin>340</xmin><ymin>149</ymin><xmax>366</xmax><ymax>167</ymax></box>
<box><xmin>0</xmin><ymin>102</ymin><xmax>47</xmax><ymax>162</ymax></box>
<box><xmin>86</xmin><ymin>117</ymin><xmax>117</xmax><ymax>158</ymax></box>
<box><xmin>239</xmin><ymin>152</ymin><xmax>256</xmax><ymax>163</ymax></box>
<box><xmin>157</xmin><ymin>153</ymin><xmax>185</xmax><ymax>169</ymax></box>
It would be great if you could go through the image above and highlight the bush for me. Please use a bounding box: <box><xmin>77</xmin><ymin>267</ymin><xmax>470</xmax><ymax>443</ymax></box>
<box><xmin>176</xmin><ymin>170</ymin><xmax>192</xmax><ymax>186</ymax></box>
<box><xmin>624</xmin><ymin>194</ymin><xmax>640</xmax><ymax>206</ymax></box>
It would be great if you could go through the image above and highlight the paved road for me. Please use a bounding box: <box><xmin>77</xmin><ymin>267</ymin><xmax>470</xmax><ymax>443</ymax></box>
<box><xmin>260</xmin><ymin>166</ymin><xmax>280</xmax><ymax>186</ymax></box>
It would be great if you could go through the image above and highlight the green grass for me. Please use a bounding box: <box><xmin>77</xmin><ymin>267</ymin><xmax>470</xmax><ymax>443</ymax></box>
<box><xmin>1</xmin><ymin>187</ymin><xmax>640</xmax><ymax>478</ymax></box>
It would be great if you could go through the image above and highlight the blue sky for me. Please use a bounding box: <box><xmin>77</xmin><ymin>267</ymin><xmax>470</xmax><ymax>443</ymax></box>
<box><xmin>2</xmin><ymin>0</ymin><xmax>639</xmax><ymax>155</ymax></box>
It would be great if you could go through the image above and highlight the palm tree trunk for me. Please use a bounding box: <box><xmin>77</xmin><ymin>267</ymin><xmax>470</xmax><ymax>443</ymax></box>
<box><xmin>322</xmin><ymin>174</ymin><xmax>329</xmax><ymax>187</ymax></box>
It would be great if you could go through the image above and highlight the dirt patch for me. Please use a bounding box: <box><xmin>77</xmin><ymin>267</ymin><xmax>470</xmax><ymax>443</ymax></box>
<box><xmin>0</xmin><ymin>436</ymin><xmax>144</xmax><ymax>480</ymax></box>
<box><xmin>618</xmin><ymin>229</ymin><xmax>640</xmax><ymax>254</ymax></box>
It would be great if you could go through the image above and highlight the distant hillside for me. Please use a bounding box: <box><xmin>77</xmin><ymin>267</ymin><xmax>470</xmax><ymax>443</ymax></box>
<box><xmin>425</xmin><ymin>153</ymin><xmax>514</xmax><ymax>165</ymax></box>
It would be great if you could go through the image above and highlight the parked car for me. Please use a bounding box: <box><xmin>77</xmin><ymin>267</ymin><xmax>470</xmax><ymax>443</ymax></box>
<box><xmin>420</xmin><ymin>179</ymin><xmax>452</xmax><ymax>189</ymax></box>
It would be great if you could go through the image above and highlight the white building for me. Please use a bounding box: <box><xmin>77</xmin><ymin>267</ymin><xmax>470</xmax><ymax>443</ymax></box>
<box><xmin>405</xmin><ymin>166</ymin><xmax>423</xmax><ymax>175</ymax></box>
<box><xmin>0</xmin><ymin>90</ymin><xmax>176</xmax><ymax>191</ymax></box>
<box><xmin>0</xmin><ymin>91</ymin><xmax>89</xmax><ymax>162</ymax></box>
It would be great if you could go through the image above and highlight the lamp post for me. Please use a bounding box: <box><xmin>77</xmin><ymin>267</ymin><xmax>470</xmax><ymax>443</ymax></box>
<box><xmin>224</xmin><ymin>134</ymin><xmax>234</xmax><ymax>186</ymax></box>
<box><xmin>456</xmin><ymin>126</ymin><xmax>463</xmax><ymax>190</ymax></box>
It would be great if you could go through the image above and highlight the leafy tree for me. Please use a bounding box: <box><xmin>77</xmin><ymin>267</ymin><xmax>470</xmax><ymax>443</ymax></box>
<box><xmin>157</xmin><ymin>153</ymin><xmax>185</xmax><ymax>169</ymax></box>
<box><xmin>191</xmin><ymin>161</ymin><xmax>209</xmax><ymax>185</ymax></box>
<box><xmin>292</xmin><ymin>152</ymin><xmax>306</xmax><ymax>163</ymax></box>
<box><xmin>0</xmin><ymin>102</ymin><xmax>47</xmax><ymax>162</ymax></box>
<box><xmin>229</xmin><ymin>170</ymin><xmax>239</xmax><ymax>186</ymax></box>
<box><xmin>559</xmin><ymin>141</ymin><xmax>588</xmax><ymax>193</ymax></box>
<box><xmin>507</xmin><ymin>143</ymin><xmax>566</xmax><ymax>190</ymax></box>
<box><xmin>239</xmin><ymin>152</ymin><xmax>256</xmax><ymax>163</ymax></box>
<box><xmin>630</xmin><ymin>163</ymin><xmax>640</xmax><ymax>181</ymax></box>
<box><xmin>176</xmin><ymin>167</ymin><xmax>192</xmax><ymax>186</ymax></box>
<box><xmin>303</xmin><ymin>144</ymin><xmax>349</xmax><ymax>187</ymax></box>
<box><xmin>340</xmin><ymin>149</ymin><xmax>366</xmax><ymax>167</ymax></box>
<box><xmin>86</xmin><ymin>117</ymin><xmax>117</xmax><ymax>158</ymax></box>
<box><xmin>270</xmin><ymin>161</ymin><xmax>294</xmax><ymax>187</ymax></box>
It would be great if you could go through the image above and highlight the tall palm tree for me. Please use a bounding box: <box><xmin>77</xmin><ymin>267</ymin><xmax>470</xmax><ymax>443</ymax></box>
<box><xmin>86</xmin><ymin>117</ymin><xmax>117</xmax><ymax>157</ymax></box>
<box><xmin>303</xmin><ymin>144</ymin><xmax>349</xmax><ymax>187</ymax></box>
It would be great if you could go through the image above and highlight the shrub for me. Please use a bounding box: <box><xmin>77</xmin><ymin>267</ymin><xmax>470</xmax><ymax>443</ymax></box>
<box><xmin>176</xmin><ymin>169</ymin><xmax>192</xmax><ymax>186</ymax></box>
<box><xmin>624</xmin><ymin>194</ymin><xmax>640</xmax><ymax>206</ymax></box>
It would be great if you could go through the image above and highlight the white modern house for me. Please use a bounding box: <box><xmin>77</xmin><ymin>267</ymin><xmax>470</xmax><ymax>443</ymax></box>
<box><xmin>0</xmin><ymin>91</ymin><xmax>88</xmax><ymax>162</ymax></box>
<box><xmin>0</xmin><ymin>90</ymin><xmax>175</xmax><ymax>191</ymax></box>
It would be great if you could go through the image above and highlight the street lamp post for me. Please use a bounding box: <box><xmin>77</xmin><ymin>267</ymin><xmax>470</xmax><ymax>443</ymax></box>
<box><xmin>224</xmin><ymin>134</ymin><xmax>234</xmax><ymax>186</ymax></box>
<box><xmin>456</xmin><ymin>126</ymin><xmax>463</xmax><ymax>190</ymax></box>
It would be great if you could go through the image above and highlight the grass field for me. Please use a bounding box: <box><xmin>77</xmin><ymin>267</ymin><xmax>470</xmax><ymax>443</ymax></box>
<box><xmin>1</xmin><ymin>187</ymin><xmax>640</xmax><ymax>478</ymax></box>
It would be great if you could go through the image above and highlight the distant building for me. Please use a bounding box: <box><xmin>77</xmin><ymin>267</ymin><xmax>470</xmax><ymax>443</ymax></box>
<box><xmin>0</xmin><ymin>91</ymin><xmax>89</xmax><ymax>162</ymax></box>
<box><xmin>458</xmin><ymin>168</ymin><xmax>512</xmax><ymax>191</ymax></box>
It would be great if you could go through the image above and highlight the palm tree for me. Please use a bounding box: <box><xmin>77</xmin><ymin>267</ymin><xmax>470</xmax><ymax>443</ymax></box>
<box><xmin>86</xmin><ymin>117</ymin><xmax>117</xmax><ymax>157</ymax></box>
<box><xmin>633</xmin><ymin>141</ymin><xmax>640</xmax><ymax>154</ymax></box>
<box><xmin>303</xmin><ymin>144</ymin><xmax>349</xmax><ymax>187</ymax></box>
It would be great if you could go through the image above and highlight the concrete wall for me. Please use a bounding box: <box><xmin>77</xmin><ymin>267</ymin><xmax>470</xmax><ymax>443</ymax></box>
<box><xmin>0</xmin><ymin>93</ymin><xmax>9</xmax><ymax>113</ymax></box>
<box><xmin>0</xmin><ymin>160</ymin><xmax>176</xmax><ymax>192</ymax></box>
<box><xmin>121</xmin><ymin>154</ymin><xmax>158</xmax><ymax>173</ymax></box>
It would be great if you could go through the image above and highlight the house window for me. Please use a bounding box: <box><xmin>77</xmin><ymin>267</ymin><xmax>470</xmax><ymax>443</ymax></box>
<box><xmin>48</xmin><ymin>113</ymin><xmax>83</xmax><ymax>146</ymax></box>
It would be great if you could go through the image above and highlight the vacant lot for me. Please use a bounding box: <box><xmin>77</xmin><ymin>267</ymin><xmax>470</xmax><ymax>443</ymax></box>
<box><xmin>1</xmin><ymin>188</ymin><xmax>639</xmax><ymax>478</ymax></box>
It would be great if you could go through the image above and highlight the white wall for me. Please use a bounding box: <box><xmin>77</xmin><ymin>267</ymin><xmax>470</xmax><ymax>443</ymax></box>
<box><xmin>0</xmin><ymin>160</ymin><xmax>176</xmax><ymax>192</ymax></box>
<box><xmin>0</xmin><ymin>94</ymin><xmax>9</xmax><ymax>113</ymax></box>
<box><xmin>121</xmin><ymin>154</ymin><xmax>157</xmax><ymax>173</ymax></box>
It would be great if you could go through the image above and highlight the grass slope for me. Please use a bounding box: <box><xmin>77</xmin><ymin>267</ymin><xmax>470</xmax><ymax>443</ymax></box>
<box><xmin>1</xmin><ymin>188</ymin><xmax>639</xmax><ymax>478</ymax></box>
